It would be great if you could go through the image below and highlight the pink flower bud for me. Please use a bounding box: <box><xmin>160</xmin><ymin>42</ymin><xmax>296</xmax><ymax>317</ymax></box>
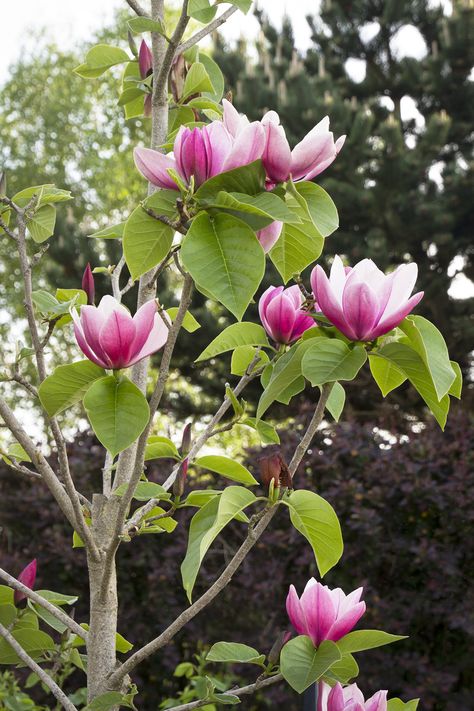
<box><xmin>317</xmin><ymin>681</ymin><xmax>388</xmax><ymax>711</ymax></box>
<box><xmin>258</xmin><ymin>452</ymin><xmax>292</xmax><ymax>489</ymax></box>
<box><xmin>311</xmin><ymin>256</ymin><xmax>424</xmax><ymax>341</ymax></box>
<box><xmin>138</xmin><ymin>40</ymin><xmax>153</xmax><ymax>79</ymax></box>
<box><xmin>82</xmin><ymin>263</ymin><xmax>95</xmax><ymax>305</ymax></box>
<box><xmin>259</xmin><ymin>285</ymin><xmax>314</xmax><ymax>344</ymax></box>
<box><xmin>180</xmin><ymin>423</ymin><xmax>192</xmax><ymax>456</ymax></box>
<box><xmin>72</xmin><ymin>296</ymin><xmax>169</xmax><ymax>370</ymax></box>
<box><xmin>286</xmin><ymin>579</ymin><xmax>366</xmax><ymax>647</ymax></box>
<box><xmin>14</xmin><ymin>559</ymin><xmax>37</xmax><ymax>605</ymax></box>
<box><xmin>173</xmin><ymin>457</ymin><xmax>188</xmax><ymax>498</ymax></box>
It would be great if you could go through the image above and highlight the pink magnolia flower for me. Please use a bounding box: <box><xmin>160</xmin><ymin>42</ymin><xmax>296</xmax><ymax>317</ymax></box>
<box><xmin>223</xmin><ymin>99</ymin><xmax>345</xmax><ymax>186</ymax></box>
<box><xmin>259</xmin><ymin>285</ymin><xmax>314</xmax><ymax>344</ymax></box>
<box><xmin>256</xmin><ymin>220</ymin><xmax>283</xmax><ymax>252</ymax></box>
<box><xmin>14</xmin><ymin>559</ymin><xmax>37</xmax><ymax>605</ymax></box>
<box><xmin>72</xmin><ymin>295</ymin><xmax>168</xmax><ymax>370</ymax></box>
<box><xmin>82</xmin><ymin>263</ymin><xmax>95</xmax><ymax>305</ymax></box>
<box><xmin>134</xmin><ymin>118</ymin><xmax>265</xmax><ymax>190</ymax></box>
<box><xmin>286</xmin><ymin>579</ymin><xmax>366</xmax><ymax>647</ymax></box>
<box><xmin>311</xmin><ymin>256</ymin><xmax>424</xmax><ymax>342</ymax></box>
<box><xmin>317</xmin><ymin>682</ymin><xmax>387</xmax><ymax>711</ymax></box>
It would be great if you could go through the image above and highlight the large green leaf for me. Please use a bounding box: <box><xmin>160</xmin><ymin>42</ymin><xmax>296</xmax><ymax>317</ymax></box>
<box><xmin>449</xmin><ymin>360</ymin><xmax>462</xmax><ymax>398</ymax></box>
<box><xmin>325</xmin><ymin>654</ymin><xmax>359</xmax><ymax>684</ymax></box>
<box><xmin>387</xmin><ymin>699</ymin><xmax>419</xmax><ymax>710</ymax></box>
<box><xmin>296</xmin><ymin>182</ymin><xmax>339</xmax><ymax>237</ymax></box>
<box><xmin>207</xmin><ymin>641</ymin><xmax>265</xmax><ymax>666</ymax></box>
<box><xmin>188</xmin><ymin>0</ymin><xmax>218</xmax><ymax>22</ymax></box>
<box><xmin>83</xmin><ymin>375</ymin><xmax>150</xmax><ymax>457</ymax></box>
<box><xmin>285</xmin><ymin>489</ymin><xmax>343</xmax><ymax>576</ymax></box>
<box><xmin>375</xmin><ymin>343</ymin><xmax>450</xmax><ymax>429</ymax></box>
<box><xmin>257</xmin><ymin>340</ymin><xmax>315</xmax><ymax>418</ymax></box>
<box><xmin>144</xmin><ymin>436</ymin><xmax>180</xmax><ymax>461</ymax></box>
<box><xmin>399</xmin><ymin>315</ymin><xmax>455</xmax><ymax>400</ymax></box>
<box><xmin>181</xmin><ymin>486</ymin><xmax>256</xmax><ymax>601</ymax></box>
<box><xmin>336</xmin><ymin>630</ymin><xmax>407</xmax><ymax>655</ymax></box>
<box><xmin>181</xmin><ymin>212</ymin><xmax>265</xmax><ymax>320</ymax></box>
<box><xmin>269</xmin><ymin>181</ymin><xmax>325</xmax><ymax>282</ymax></box>
<box><xmin>121</xmin><ymin>60</ymin><xmax>146</xmax><ymax>120</ymax></box>
<box><xmin>39</xmin><ymin>360</ymin><xmax>105</xmax><ymax>417</ymax></box>
<box><xmin>280</xmin><ymin>637</ymin><xmax>341</xmax><ymax>693</ymax></box>
<box><xmin>0</xmin><ymin>604</ymin><xmax>16</xmax><ymax>628</ymax></box>
<box><xmin>196</xmin><ymin>322</ymin><xmax>270</xmax><ymax>362</ymax></box>
<box><xmin>12</xmin><ymin>184</ymin><xmax>72</xmax><ymax>207</ymax></box>
<box><xmin>199</xmin><ymin>52</ymin><xmax>225</xmax><ymax>102</ymax></box>
<box><xmin>302</xmin><ymin>340</ymin><xmax>367</xmax><ymax>386</ymax></box>
<box><xmin>26</xmin><ymin>204</ymin><xmax>56</xmax><ymax>243</ymax></box>
<box><xmin>123</xmin><ymin>190</ymin><xmax>176</xmax><ymax>280</ymax></box>
<box><xmin>368</xmin><ymin>353</ymin><xmax>406</xmax><ymax>396</ymax></box>
<box><xmin>231</xmin><ymin>345</ymin><xmax>269</xmax><ymax>376</ymax></box>
<box><xmin>194</xmin><ymin>160</ymin><xmax>266</xmax><ymax>201</ymax></box>
<box><xmin>324</xmin><ymin>382</ymin><xmax>346</xmax><ymax>421</ymax></box>
<box><xmin>0</xmin><ymin>629</ymin><xmax>55</xmax><ymax>665</ymax></box>
<box><xmin>202</xmin><ymin>190</ymin><xmax>300</xmax><ymax>230</ymax></box>
<box><xmin>194</xmin><ymin>455</ymin><xmax>258</xmax><ymax>486</ymax></box>
<box><xmin>74</xmin><ymin>44</ymin><xmax>130</xmax><ymax>79</ymax></box>
<box><xmin>182</xmin><ymin>62</ymin><xmax>215</xmax><ymax>100</ymax></box>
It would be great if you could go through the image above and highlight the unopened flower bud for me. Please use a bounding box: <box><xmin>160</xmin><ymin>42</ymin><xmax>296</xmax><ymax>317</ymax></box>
<box><xmin>173</xmin><ymin>457</ymin><xmax>188</xmax><ymax>498</ymax></box>
<box><xmin>82</xmin><ymin>263</ymin><xmax>95</xmax><ymax>305</ymax></box>
<box><xmin>268</xmin><ymin>630</ymin><xmax>292</xmax><ymax>666</ymax></box>
<box><xmin>14</xmin><ymin>559</ymin><xmax>37</xmax><ymax>605</ymax></box>
<box><xmin>259</xmin><ymin>452</ymin><xmax>292</xmax><ymax>489</ymax></box>
<box><xmin>138</xmin><ymin>39</ymin><xmax>153</xmax><ymax>79</ymax></box>
<box><xmin>170</xmin><ymin>53</ymin><xmax>187</xmax><ymax>103</ymax></box>
<box><xmin>180</xmin><ymin>423</ymin><xmax>192</xmax><ymax>457</ymax></box>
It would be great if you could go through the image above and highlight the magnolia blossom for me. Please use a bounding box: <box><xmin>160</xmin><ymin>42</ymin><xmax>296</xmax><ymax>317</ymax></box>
<box><xmin>286</xmin><ymin>579</ymin><xmax>366</xmax><ymax>647</ymax></box>
<box><xmin>256</xmin><ymin>220</ymin><xmax>283</xmax><ymax>252</ymax></box>
<box><xmin>134</xmin><ymin>118</ymin><xmax>265</xmax><ymax>190</ymax></box>
<box><xmin>311</xmin><ymin>256</ymin><xmax>424</xmax><ymax>342</ymax></box>
<box><xmin>73</xmin><ymin>295</ymin><xmax>168</xmax><ymax>370</ymax></box>
<box><xmin>14</xmin><ymin>559</ymin><xmax>37</xmax><ymax>605</ymax></box>
<box><xmin>138</xmin><ymin>40</ymin><xmax>153</xmax><ymax>117</ymax></box>
<box><xmin>259</xmin><ymin>285</ymin><xmax>314</xmax><ymax>344</ymax></box>
<box><xmin>223</xmin><ymin>99</ymin><xmax>345</xmax><ymax>185</ymax></box>
<box><xmin>318</xmin><ymin>682</ymin><xmax>387</xmax><ymax>711</ymax></box>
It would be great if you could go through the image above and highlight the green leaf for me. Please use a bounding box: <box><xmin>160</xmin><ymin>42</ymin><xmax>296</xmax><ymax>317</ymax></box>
<box><xmin>34</xmin><ymin>590</ymin><xmax>78</xmax><ymax>606</ymax></box>
<box><xmin>449</xmin><ymin>360</ymin><xmax>462</xmax><ymax>398</ymax></box>
<box><xmin>369</xmin><ymin>354</ymin><xmax>406</xmax><ymax>396</ymax></box>
<box><xmin>212</xmin><ymin>693</ymin><xmax>240</xmax><ymax>705</ymax></box>
<box><xmin>194</xmin><ymin>455</ymin><xmax>258</xmax><ymax>486</ymax></box>
<box><xmin>0</xmin><ymin>604</ymin><xmax>17</xmax><ymax>628</ymax></box>
<box><xmin>83</xmin><ymin>375</ymin><xmax>150</xmax><ymax>457</ymax></box>
<box><xmin>0</xmin><ymin>586</ymin><xmax>14</xmax><ymax>605</ymax></box>
<box><xmin>375</xmin><ymin>343</ymin><xmax>450</xmax><ymax>429</ymax></box>
<box><xmin>296</xmin><ymin>182</ymin><xmax>339</xmax><ymax>237</ymax></box>
<box><xmin>280</xmin><ymin>637</ymin><xmax>341</xmax><ymax>693</ymax></box>
<box><xmin>83</xmin><ymin>691</ymin><xmax>129</xmax><ymax>711</ymax></box>
<box><xmin>336</xmin><ymin>630</ymin><xmax>407</xmax><ymax>655</ymax></box>
<box><xmin>302</xmin><ymin>340</ymin><xmax>367</xmax><ymax>385</ymax></box>
<box><xmin>74</xmin><ymin>44</ymin><xmax>130</xmax><ymax>79</ymax></box>
<box><xmin>399</xmin><ymin>315</ymin><xmax>455</xmax><ymax>400</ymax></box>
<box><xmin>181</xmin><ymin>212</ymin><xmax>265</xmax><ymax>320</ymax></box>
<box><xmin>231</xmin><ymin>346</ymin><xmax>269</xmax><ymax>376</ymax></box>
<box><xmin>39</xmin><ymin>360</ymin><xmax>105</xmax><ymax>417</ymax></box>
<box><xmin>26</xmin><ymin>204</ymin><xmax>56</xmax><ymax>243</ymax></box>
<box><xmin>183</xmin><ymin>490</ymin><xmax>220</xmax><ymax>507</ymax></box>
<box><xmin>114</xmin><ymin>481</ymin><xmax>170</xmax><ymax>502</ymax></box>
<box><xmin>144</xmin><ymin>436</ymin><xmax>180</xmax><ymax>461</ymax></box>
<box><xmin>189</xmin><ymin>0</ymin><xmax>218</xmax><ymax>22</ymax></box>
<box><xmin>325</xmin><ymin>653</ymin><xmax>359</xmax><ymax>684</ymax></box>
<box><xmin>202</xmin><ymin>190</ymin><xmax>300</xmax><ymax>230</ymax></box>
<box><xmin>121</xmin><ymin>60</ymin><xmax>146</xmax><ymax>119</ymax></box>
<box><xmin>169</xmin><ymin>106</ymin><xmax>196</xmax><ymax>134</ymax></box>
<box><xmin>128</xmin><ymin>17</ymin><xmax>167</xmax><ymax>35</ymax></box>
<box><xmin>222</xmin><ymin>0</ymin><xmax>252</xmax><ymax>12</ymax></box>
<box><xmin>123</xmin><ymin>190</ymin><xmax>176</xmax><ymax>280</ymax></box>
<box><xmin>269</xmin><ymin>181</ymin><xmax>325</xmax><ymax>283</ymax></box>
<box><xmin>0</xmin><ymin>629</ymin><xmax>55</xmax><ymax>665</ymax></box>
<box><xmin>89</xmin><ymin>222</ymin><xmax>126</xmax><ymax>239</ymax></box>
<box><xmin>181</xmin><ymin>486</ymin><xmax>256</xmax><ymax>601</ymax></box>
<box><xmin>166</xmin><ymin>307</ymin><xmax>201</xmax><ymax>333</ymax></box>
<box><xmin>3</xmin><ymin>443</ymin><xmax>31</xmax><ymax>463</ymax></box>
<box><xmin>242</xmin><ymin>417</ymin><xmax>280</xmax><ymax>445</ymax></box>
<box><xmin>323</xmin><ymin>382</ymin><xmax>346</xmax><ymax>422</ymax></box>
<box><xmin>196</xmin><ymin>322</ymin><xmax>270</xmax><ymax>362</ymax></box>
<box><xmin>182</xmin><ymin>62</ymin><xmax>215</xmax><ymax>101</ymax></box>
<box><xmin>115</xmin><ymin>631</ymin><xmax>134</xmax><ymax>653</ymax></box>
<box><xmin>207</xmin><ymin>642</ymin><xmax>265</xmax><ymax>666</ymax></box>
<box><xmin>285</xmin><ymin>489</ymin><xmax>343</xmax><ymax>576</ymax></box>
<box><xmin>194</xmin><ymin>160</ymin><xmax>266</xmax><ymax>201</ymax></box>
<box><xmin>199</xmin><ymin>53</ymin><xmax>225</xmax><ymax>102</ymax></box>
<box><xmin>13</xmin><ymin>184</ymin><xmax>72</xmax><ymax>207</ymax></box>
<box><xmin>387</xmin><ymin>699</ymin><xmax>419</xmax><ymax>711</ymax></box>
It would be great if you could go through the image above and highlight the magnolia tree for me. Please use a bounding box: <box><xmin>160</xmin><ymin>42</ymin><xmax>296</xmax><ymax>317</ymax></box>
<box><xmin>0</xmin><ymin>1</ymin><xmax>463</xmax><ymax>710</ymax></box>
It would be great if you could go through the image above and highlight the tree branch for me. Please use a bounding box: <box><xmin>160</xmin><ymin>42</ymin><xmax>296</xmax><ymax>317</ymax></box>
<box><xmin>170</xmin><ymin>674</ymin><xmax>284</xmax><ymax>710</ymax></box>
<box><xmin>0</xmin><ymin>623</ymin><xmax>79</xmax><ymax>711</ymax></box>
<box><xmin>125</xmin><ymin>0</ymin><xmax>148</xmax><ymax>16</ymax></box>
<box><xmin>178</xmin><ymin>6</ymin><xmax>239</xmax><ymax>53</ymax></box>
<box><xmin>109</xmin><ymin>383</ymin><xmax>334</xmax><ymax>685</ymax></box>
<box><xmin>0</xmin><ymin>568</ymin><xmax>88</xmax><ymax>641</ymax></box>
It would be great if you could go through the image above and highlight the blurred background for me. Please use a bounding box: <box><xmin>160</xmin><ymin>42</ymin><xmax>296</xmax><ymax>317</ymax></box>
<box><xmin>0</xmin><ymin>1</ymin><xmax>473</xmax><ymax>709</ymax></box>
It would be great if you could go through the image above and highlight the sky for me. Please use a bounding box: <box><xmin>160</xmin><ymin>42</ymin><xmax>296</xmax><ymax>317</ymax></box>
<box><xmin>1</xmin><ymin>0</ymin><xmax>471</xmax><ymax>299</ymax></box>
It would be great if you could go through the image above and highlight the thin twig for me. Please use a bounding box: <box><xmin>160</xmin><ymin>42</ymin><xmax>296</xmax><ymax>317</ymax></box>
<box><xmin>0</xmin><ymin>215</ymin><xmax>16</xmax><ymax>240</ymax></box>
<box><xmin>3</xmin><ymin>459</ymin><xmax>41</xmax><ymax>479</ymax></box>
<box><xmin>169</xmin><ymin>674</ymin><xmax>284</xmax><ymax>711</ymax></box>
<box><xmin>111</xmin><ymin>255</ymin><xmax>126</xmax><ymax>301</ymax></box>
<box><xmin>125</xmin><ymin>0</ymin><xmax>148</xmax><ymax>16</ymax></box>
<box><xmin>178</xmin><ymin>6</ymin><xmax>239</xmax><ymax>53</ymax></box>
<box><xmin>0</xmin><ymin>568</ymin><xmax>88</xmax><ymax>641</ymax></box>
<box><xmin>0</xmin><ymin>623</ymin><xmax>79</xmax><ymax>711</ymax></box>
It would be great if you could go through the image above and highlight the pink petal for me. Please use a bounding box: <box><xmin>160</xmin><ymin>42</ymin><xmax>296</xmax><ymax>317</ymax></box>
<box><xmin>264</xmin><ymin>292</ymin><xmax>297</xmax><ymax>343</ymax></box>
<box><xmin>326</xmin><ymin>601</ymin><xmax>366</xmax><ymax>642</ymax></box>
<box><xmin>130</xmin><ymin>299</ymin><xmax>157</xmax><ymax>357</ymax></box>
<box><xmin>335</xmin><ymin>135</ymin><xmax>346</xmax><ymax>152</ymax></box>
<box><xmin>317</xmin><ymin>682</ymin><xmax>331</xmax><ymax>711</ymax></box>
<box><xmin>222</xmin><ymin>98</ymin><xmax>249</xmax><ymax>136</ymax></box>
<box><xmin>311</xmin><ymin>265</ymin><xmax>357</xmax><ymax>340</ymax></box>
<box><xmin>301</xmin><ymin>582</ymin><xmax>336</xmax><ymax>646</ymax></box>
<box><xmin>223</xmin><ymin>121</ymin><xmax>266</xmax><ymax>172</ymax></box>
<box><xmin>327</xmin><ymin>683</ymin><xmax>346</xmax><ymax>711</ymax></box>
<box><xmin>380</xmin><ymin>263</ymin><xmax>419</xmax><ymax>321</ymax></box>
<box><xmin>339</xmin><ymin>587</ymin><xmax>364</xmax><ymax>613</ymax></box>
<box><xmin>261</xmin><ymin>110</ymin><xmax>281</xmax><ymax>126</ymax></box>
<box><xmin>73</xmin><ymin>319</ymin><xmax>108</xmax><ymax>369</ymax></box>
<box><xmin>204</xmin><ymin>121</ymin><xmax>233</xmax><ymax>177</ymax></box>
<box><xmin>285</xmin><ymin>284</ymin><xmax>304</xmax><ymax>310</ymax></box>
<box><xmin>79</xmin><ymin>305</ymin><xmax>110</xmax><ymax>366</ymax></box>
<box><xmin>286</xmin><ymin>585</ymin><xmax>308</xmax><ymax>636</ymax></box>
<box><xmin>342</xmin><ymin>281</ymin><xmax>380</xmax><ymax>341</ymax></box>
<box><xmin>259</xmin><ymin>285</ymin><xmax>283</xmax><ymax>334</ymax></box>
<box><xmin>14</xmin><ymin>560</ymin><xmax>37</xmax><ymax>604</ymax></box>
<box><xmin>371</xmin><ymin>291</ymin><xmax>424</xmax><ymax>339</ymax></box>
<box><xmin>345</xmin><ymin>684</ymin><xmax>366</xmax><ymax>706</ymax></box>
<box><xmin>138</xmin><ymin>39</ymin><xmax>153</xmax><ymax>79</ymax></box>
<box><xmin>263</xmin><ymin>121</ymin><xmax>292</xmax><ymax>183</ymax></box>
<box><xmin>364</xmin><ymin>690</ymin><xmax>388</xmax><ymax>711</ymax></box>
<box><xmin>134</xmin><ymin>147</ymin><xmax>179</xmax><ymax>190</ymax></box>
<box><xmin>129</xmin><ymin>313</ymin><xmax>169</xmax><ymax>365</ymax></box>
<box><xmin>256</xmin><ymin>220</ymin><xmax>282</xmax><ymax>252</ymax></box>
<box><xmin>177</xmin><ymin>128</ymin><xmax>208</xmax><ymax>187</ymax></box>
<box><xmin>291</xmin><ymin>311</ymin><xmax>315</xmax><ymax>341</ymax></box>
<box><xmin>99</xmin><ymin>310</ymin><xmax>136</xmax><ymax>369</ymax></box>
<box><xmin>291</xmin><ymin>131</ymin><xmax>334</xmax><ymax>182</ymax></box>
